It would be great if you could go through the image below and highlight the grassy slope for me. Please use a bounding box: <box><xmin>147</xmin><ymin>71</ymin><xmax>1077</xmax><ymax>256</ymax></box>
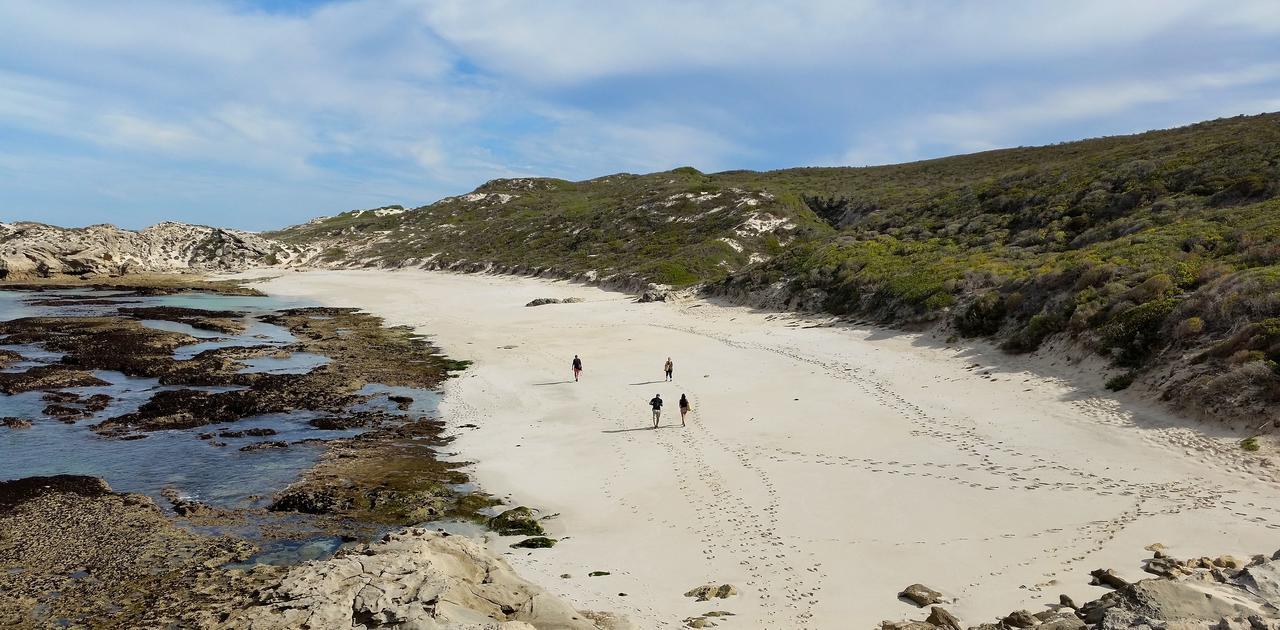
<box><xmin>276</xmin><ymin>113</ymin><xmax>1280</xmax><ymax>429</ymax></box>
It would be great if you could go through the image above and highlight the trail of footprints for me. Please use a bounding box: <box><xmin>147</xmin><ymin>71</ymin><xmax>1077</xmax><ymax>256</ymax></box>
<box><xmin>645</xmin><ymin>321</ymin><xmax>1280</xmax><ymax>598</ymax></box>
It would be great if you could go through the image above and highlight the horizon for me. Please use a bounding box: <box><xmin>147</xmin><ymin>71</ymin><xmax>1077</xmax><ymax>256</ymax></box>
<box><xmin>3</xmin><ymin>0</ymin><xmax>1280</xmax><ymax>231</ymax></box>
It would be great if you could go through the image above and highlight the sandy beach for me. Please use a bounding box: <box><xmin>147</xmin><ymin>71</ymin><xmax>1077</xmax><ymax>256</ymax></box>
<box><xmin>251</xmin><ymin>269</ymin><xmax>1280</xmax><ymax>629</ymax></box>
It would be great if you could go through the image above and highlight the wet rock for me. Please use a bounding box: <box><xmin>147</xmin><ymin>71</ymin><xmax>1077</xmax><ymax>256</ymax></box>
<box><xmin>269</xmin><ymin>489</ymin><xmax>347</xmax><ymax>515</ymax></box>
<box><xmin>510</xmin><ymin>537</ymin><xmax>557</xmax><ymax>549</ymax></box>
<box><xmin>684</xmin><ymin>584</ymin><xmax>738</xmax><ymax>601</ymax></box>
<box><xmin>900</xmin><ymin>583</ymin><xmax>945</xmax><ymax>607</ymax></box>
<box><xmin>160</xmin><ymin>487</ymin><xmax>215</xmax><ymax>517</ymax></box>
<box><xmin>218</xmin><ymin>428</ymin><xmax>278</xmax><ymax>438</ymax></box>
<box><xmin>1</xmin><ymin>417</ymin><xmax>32</xmax><ymax>429</ymax></box>
<box><xmin>43</xmin><ymin>403</ymin><xmax>89</xmax><ymax>421</ymax></box>
<box><xmin>82</xmin><ymin>393</ymin><xmax>112</xmax><ymax>412</ymax></box>
<box><xmin>116</xmin><ymin>306</ymin><xmax>246</xmax><ymax>334</ymax></box>
<box><xmin>0</xmin><ymin>348</ymin><xmax>22</xmax><ymax>368</ymax></box>
<box><xmin>489</xmin><ymin>506</ymin><xmax>545</xmax><ymax>536</ymax></box>
<box><xmin>0</xmin><ymin>365</ymin><xmax>109</xmax><ymax>394</ymax></box>
<box><xmin>239</xmin><ymin>440</ymin><xmax>288</xmax><ymax>451</ymax></box>
<box><xmin>387</xmin><ymin>394</ymin><xmax>413</xmax><ymax>410</ymax></box>
<box><xmin>1060</xmin><ymin>594</ymin><xmax>1078</xmax><ymax>609</ymax></box>
<box><xmin>525</xmin><ymin>297</ymin><xmax>563</xmax><ymax>306</ymax></box>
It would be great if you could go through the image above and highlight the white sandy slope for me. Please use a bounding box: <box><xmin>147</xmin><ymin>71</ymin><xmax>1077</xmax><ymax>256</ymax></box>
<box><xmin>250</xmin><ymin>269</ymin><xmax>1280</xmax><ymax>630</ymax></box>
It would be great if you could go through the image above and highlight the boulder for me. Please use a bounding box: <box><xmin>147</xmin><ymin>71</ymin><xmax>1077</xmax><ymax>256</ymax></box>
<box><xmin>899</xmin><ymin>584</ymin><xmax>945</xmax><ymax>607</ymax></box>
<box><xmin>880</xmin><ymin>622</ymin><xmax>936</xmax><ymax>630</ymax></box>
<box><xmin>926</xmin><ymin>606</ymin><xmax>963</xmax><ymax>630</ymax></box>
<box><xmin>489</xmin><ymin>506</ymin><xmax>545</xmax><ymax>536</ymax></box>
<box><xmin>684</xmin><ymin>584</ymin><xmax>739</xmax><ymax>601</ymax></box>
<box><xmin>637</xmin><ymin>290</ymin><xmax>668</xmax><ymax>303</ymax></box>
<box><xmin>1001</xmin><ymin>610</ymin><xmax>1038</xmax><ymax>628</ymax></box>
<box><xmin>525</xmin><ymin>298</ymin><xmax>562</xmax><ymax>307</ymax></box>
<box><xmin>1216</xmin><ymin>556</ymin><xmax>1246</xmax><ymax>569</ymax></box>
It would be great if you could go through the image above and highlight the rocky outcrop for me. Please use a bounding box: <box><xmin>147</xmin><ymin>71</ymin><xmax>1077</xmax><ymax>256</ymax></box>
<box><xmin>228</xmin><ymin>528</ymin><xmax>609</xmax><ymax>629</ymax></box>
<box><xmin>0</xmin><ymin>221</ymin><xmax>292</xmax><ymax>280</ymax></box>
<box><xmin>882</xmin><ymin>547</ymin><xmax>1280</xmax><ymax>630</ymax></box>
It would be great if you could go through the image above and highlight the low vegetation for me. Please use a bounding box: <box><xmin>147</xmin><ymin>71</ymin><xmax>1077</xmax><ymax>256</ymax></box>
<box><xmin>275</xmin><ymin>113</ymin><xmax>1280</xmax><ymax>429</ymax></box>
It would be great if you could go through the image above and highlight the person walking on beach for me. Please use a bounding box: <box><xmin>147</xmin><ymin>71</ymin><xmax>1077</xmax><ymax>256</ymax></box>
<box><xmin>679</xmin><ymin>394</ymin><xmax>690</xmax><ymax>427</ymax></box>
<box><xmin>664</xmin><ymin>357</ymin><xmax>674</xmax><ymax>381</ymax></box>
<box><xmin>571</xmin><ymin>355</ymin><xmax>583</xmax><ymax>382</ymax></box>
<box><xmin>649</xmin><ymin>393</ymin><xmax>663</xmax><ymax>428</ymax></box>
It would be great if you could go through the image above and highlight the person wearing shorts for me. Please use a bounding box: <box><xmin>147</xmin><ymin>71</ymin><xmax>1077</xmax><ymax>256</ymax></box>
<box><xmin>679</xmin><ymin>394</ymin><xmax>690</xmax><ymax>426</ymax></box>
<box><xmin>649</xmin><ymin>394</ymin><xmax>663</xmax><ymax>428</ymax></box>
<box><xmin>572</xmin><ymin>355</ymin><xmax>583</xmax><ymax>382</ymax></box>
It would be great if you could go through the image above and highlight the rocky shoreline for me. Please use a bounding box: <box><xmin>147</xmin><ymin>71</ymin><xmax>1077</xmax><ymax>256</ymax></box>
<box><xmin>0</xmin><ymin>281</ymin><xmax>595</xmax><ymax>628</ymax></box>
<box><xmin>882</xmin><ymin>548</ymin><xmax>1280</xmax><ymax>630</ymax></box>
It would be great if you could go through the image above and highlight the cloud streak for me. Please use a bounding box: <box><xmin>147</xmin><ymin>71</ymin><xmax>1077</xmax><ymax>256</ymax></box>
<box><xmin>0</xmin><ymin>0</ymin><xmax>1277</xmax><ymax>229</ymax></box>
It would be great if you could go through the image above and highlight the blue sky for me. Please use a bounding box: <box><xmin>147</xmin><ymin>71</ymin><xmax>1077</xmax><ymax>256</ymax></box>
<box><xmin>2</xmin><ymin>1</ymin><xmax>1279</xmax><ymax>231</ymax></box>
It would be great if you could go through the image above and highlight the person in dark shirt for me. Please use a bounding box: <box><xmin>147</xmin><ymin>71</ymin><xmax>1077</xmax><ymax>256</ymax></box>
<box><xmin>571</xmin><ymin>355</ymin><xmax>583</xmax><ymax>382</ymax></box>
<box><xmin>649</xmin><ymin>394</ymin><xmax>663</xmax><ymax>428</ymax></box>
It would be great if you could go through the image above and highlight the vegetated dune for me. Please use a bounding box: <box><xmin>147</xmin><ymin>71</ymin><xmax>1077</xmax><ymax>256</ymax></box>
<box><xmin>272</xmin><ymin>113</ymin><xmax>1280</xmax><ymax>434</ymax></box>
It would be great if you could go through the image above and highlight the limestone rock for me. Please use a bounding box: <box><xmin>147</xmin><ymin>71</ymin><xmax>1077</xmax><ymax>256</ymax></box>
<box><xmin>525</xmin><ymin>298</ymin><xmax>563</xmax><ymax>307</ymax></box>
<box><xmin>899</xmin><ymin>583</ymin><xmax>945</xmax><ymax>607</ymax></box>
<box><xmin>0</xmin><ymin>221</ymin><xmax>291</xmax><ymax>280</ymax></box>
<box><xmin>228</xmin><ymin>528</ymin><xmax>600</xmax><ymax>629</ymax></box>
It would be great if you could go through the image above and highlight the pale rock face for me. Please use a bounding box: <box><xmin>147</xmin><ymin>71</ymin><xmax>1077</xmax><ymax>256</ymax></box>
<box><xmin>229</xmin><ymin>529</ymin><xmax>612</xmax><ymax>630</ymax></box>
<box><xmin>0</xmin><ymin>221</ymin><xmax>290</xmax><ymax>279</ymax></box>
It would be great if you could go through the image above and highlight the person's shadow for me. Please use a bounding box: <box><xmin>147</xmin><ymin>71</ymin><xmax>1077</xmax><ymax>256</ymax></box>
<box><xmin>601</xmin><ymin>425</ymin><xmax>672</xmax><ymax>433</ymax></box>
<box><xmin>628</xmin><ymin>380</ymin><xmax>665</xmax><ymax>385</ymax></box>
<box><xmin>532</xmin><ymin>380</ymin><xmax>574</xmax><ymax>386</ymax></box>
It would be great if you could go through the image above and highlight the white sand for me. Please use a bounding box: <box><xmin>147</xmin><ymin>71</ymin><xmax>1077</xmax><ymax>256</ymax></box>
<box><xmin>254</xmin><ymin>269</ymin><xmax>1280</xmax><ymax>629</ymax></box>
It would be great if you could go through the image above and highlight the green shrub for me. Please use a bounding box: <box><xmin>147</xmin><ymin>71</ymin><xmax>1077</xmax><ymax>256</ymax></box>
<box><xmin>1105</xmin><ymin>372</ymin><xmax>1136</xmax><ymax>391</ymax></box>
<box><xmin>1241</xmin><ymin>437</ymin><xmax>1260</xmax><ymax>452</ymax></box>
<box><xmin>955</xmin><ymin>292</ymin><xmax>1005</xmax><ymax>337</ymax></box>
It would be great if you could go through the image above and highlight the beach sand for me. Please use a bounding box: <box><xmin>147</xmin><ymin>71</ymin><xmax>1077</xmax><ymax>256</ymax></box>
<box><xmin>251</xmin><ymin>269</ymin><xmax>1280</xmax><ymax>629</ymax></box>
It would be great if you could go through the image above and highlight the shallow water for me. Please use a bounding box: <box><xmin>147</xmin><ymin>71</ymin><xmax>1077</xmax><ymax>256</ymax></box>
<box><xmin>0</xmin><ymin>289</ymin><xmax>437</xmax><ymax>509</ymax></box>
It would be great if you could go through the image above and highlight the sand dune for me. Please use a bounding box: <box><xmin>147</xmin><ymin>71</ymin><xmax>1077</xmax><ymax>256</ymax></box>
<box><xmin>252</xmin><ymin>269</ymin><xmax>1280</xmax><ymax>630</ymax></box>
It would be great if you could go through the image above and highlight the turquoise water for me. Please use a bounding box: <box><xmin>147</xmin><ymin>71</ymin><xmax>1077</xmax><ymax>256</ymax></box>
<box><xmin>0</xmin><ymin>289</ymin><xmax>438</xmax><ymax>511</ymax></box>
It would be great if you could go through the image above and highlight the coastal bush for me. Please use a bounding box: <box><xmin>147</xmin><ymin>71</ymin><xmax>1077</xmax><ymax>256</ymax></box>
<box><xmin>1241</xmin><ymin>437</ymin><xmax>1260</xmax><ymax>452</ymax></box>
<box><xmin>1105</xmin><ymin>372</ymin><xmax>1136</xmax><ymax>391</ymax></box>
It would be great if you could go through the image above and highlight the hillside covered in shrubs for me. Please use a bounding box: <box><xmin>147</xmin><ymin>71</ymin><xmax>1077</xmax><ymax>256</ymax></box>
<box><xmin>276</xmin><ymin>113</ymin><xmax>1280</xmax><ymax>430</ymax></box>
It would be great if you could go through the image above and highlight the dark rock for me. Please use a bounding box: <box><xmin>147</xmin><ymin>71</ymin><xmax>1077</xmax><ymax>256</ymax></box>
<box><xmin>525</xmin><ymin>298</ymin><xmax>562</xmax><ymax>307</ymax></box>
<box><xmin>269</xmin><ymin>489</ymin><xmax>347</xmax><ymax>515</ymax></box>
<box><xmin>1001</xmin><ymin>610</ymin><xmax>1037</xmax><ymax>628</ymax></box>
<box><xmin>927</xmin><ymin>606</ymin><xmax>963</xmax><ymax>630</ymax></box>
<box><xmin>119</xmin><ymin>434</ymin><xmax>148</xmax><ymax>441</ymax></box>
<box><xmin>43</xmin><ymin>403</ymin><xmax>88</xmax><ymax>421</ymax></box>
<box><xmin>488</xmin><ymin>506</ymin><xmax>545</xmax><ymax>536</ymax></box>
<box><xmin>1</xmin><ymin>417</ymin><xmax>33</xmax><ymax>429</ymax></box>
<box><xmin>238</xmin><ymin>440</ymin><xmax>288</xmax><ymax>451</ymax></box>
<box><xmin>637</xmin><ymin>289</ymin><xmax>668</xmax><ymax>303</ymax></box>
<box><xmin>0</xmin><ymin>365</ymin><xmax>110</xmax><ymax>394</ymax></box>
<box><xmin>0</xmin><ymin>475</ymin><xmax>113</xmax><ymax>513</ymax></box>
<box><xmin>900</xmin><ymin>583</ymin><xmax>945</xmax><ymax>607</ymax></box>
<box><xmin>1090</xmin><ymin>568</ymin><xmax>1130</xmax><ymax>590</ymax></box>
<box><xmin>1060</xmin><ymin>594</ymin><xmax>1077</xmax><ymax>609</ymax></box>
<box><xmin>510</xmin><ymin>537</ymin><xmax>557</xmax><ymax>549</ymax></box>
<box><xmin>388</xmin><ymin>395</ymin><xmax>413</xmax><ymax>410</ymax></box>
<box><xmin>588</xmin><ymin>571</ymin><xmax>610</xmax><ymax>577</ymax></box>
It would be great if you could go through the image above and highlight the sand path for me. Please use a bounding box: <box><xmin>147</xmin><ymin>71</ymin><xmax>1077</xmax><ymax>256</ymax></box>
<box><xmin>256</xmin><ymin>269</ymin><xmax>1280</xmax><ymax>629</ymax></box>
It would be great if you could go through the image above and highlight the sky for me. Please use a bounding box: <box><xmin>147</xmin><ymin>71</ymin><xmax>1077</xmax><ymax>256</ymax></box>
<box><xmin>2</xmin><ymin>1</ymin><xmax>1280</xmax><ymax>231</ymax></box>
